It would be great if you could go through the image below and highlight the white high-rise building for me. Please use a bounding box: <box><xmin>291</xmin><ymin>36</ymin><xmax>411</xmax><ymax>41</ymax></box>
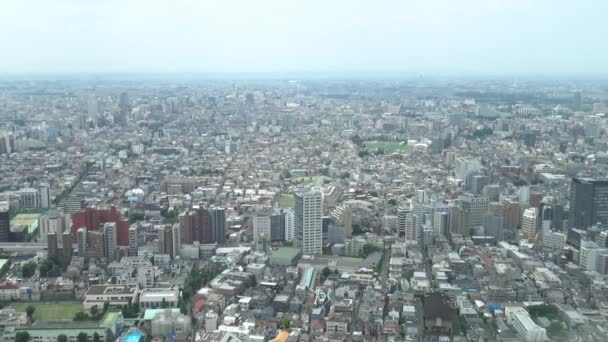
<box><xmin>522</xmin><ymin>208</ymin><xmax>538</xmax><ymax>241</ymax></box>
<box><xmin>77</xmin><ymin>228</ymin><xmax>87</xmax><ymax>257</ymax></box>
<box><xmin>39</xmin><ymin>183</ymin><xmax>50</xmax><ymax>209</ymax></box>
<box><xmin>295</xmin><ymin>191</ymin><xmax>323</xmax><ymax>255</ymax></box>
<box><xmin>171</xmin><ymin>224</ymin><xmax>181</xmax><ymax>259</ymax></box>
<box><xmin>397</xmin><ymin>207</ymin><xmax>408</xmax><ymax>236</ymax></box>
<box><xmin>104</xmin><ymin>222</ymin><xmax>117</xmax><ymax>261</ymax></box>
<box><xmin>284</xmin><ymin>208</ymin><xmax>295</xmax><ymax>241</ymax></box>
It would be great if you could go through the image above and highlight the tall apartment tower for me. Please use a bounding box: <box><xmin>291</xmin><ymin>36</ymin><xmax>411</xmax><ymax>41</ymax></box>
<box><xmin>171</xmin><ymin>224</ymin><xmax>181</xmax><ymax>259</ymax></box>
<box><xmin>62</xmin><ymin>230</ymin><xmax>72</xmax><ymax>262</ymax></box>
<box><xmin>434</xmin><ymin>211</ymin><xmax>449</xmax><ymax>238</ymax></box>
<box><xmin>104</xmin><ymin>222</ymin><xmax>117</xmax><ymax>261</ymax></box>
<box><xmin>521</xmin><ymin>208</ymin><xmax>538</xmax><ymax>241</ymax></box>
<box><xmin>210</xmin><ymin>207</ymin><xmax>226</xmax><ymax>243</ymax></box>
<box><xmin>284</xmin><ymin>208</ymin><xmax>295</xmax><ymax>241</ymax></box>
<box><xmin>77</xmin><ymin>228</ymin><xmax>87</xmax><ymax>257</ymax></box>
<box><xmin>47</xmin><ymin>231</ymin><xmax>59</xmax><ymax>258</ymax></box>
<box><xmin>569</xmin><ymin>178</ymin><xmax>608</xmax><ymax>229</ymax></box>
<box><xmin>128</xmin><ymin>226</ymin><xmax>138</xmax><ymax>256</ymax></box>
<box><xmin>405</xmin><ymin>214</ymin><xmax>419</xmax><ymax>242</ymax></box>
<box><xmin>295</xmin><ymin>191</ymin><xmax>323</xmax><ymax>255</ymax></box>
<box><xmin>397</xmin><ymin>207</ymin><xmax>408</xmax><ymax>237</ymax></box>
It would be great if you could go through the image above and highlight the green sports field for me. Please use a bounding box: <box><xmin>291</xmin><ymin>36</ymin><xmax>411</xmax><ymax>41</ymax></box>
<box><xmin>12</xmin><ymin>303</ymin><xmax>82</xmax><ymax>321</ymax></box>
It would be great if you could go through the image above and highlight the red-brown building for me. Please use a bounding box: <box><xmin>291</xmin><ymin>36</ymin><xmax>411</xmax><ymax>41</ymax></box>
<box><xmin>71</xmin><ymin>206</ymin><xmax>129</xmax><ymax>246</ymax></box>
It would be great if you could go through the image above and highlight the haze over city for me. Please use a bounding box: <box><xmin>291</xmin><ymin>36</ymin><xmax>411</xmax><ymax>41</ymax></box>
<box><xmin>1</xmin><ymin>0</ymin><xmax>607</xmax><ymax>75</ymax></box>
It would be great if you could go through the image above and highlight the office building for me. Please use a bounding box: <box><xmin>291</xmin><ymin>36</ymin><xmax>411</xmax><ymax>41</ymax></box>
<box><xmin>569</xmin><ymin>178</ymin><xmax>608</xmax><ymax>229</ymax></box>
<box><xmin>295</xmin><ymin>191</ymin><xmax>323</xmax><ymax>255</ymax></box>
<box><xmin>521</xmin><ymin>208</ymin><xmax>538</xmax><ymax>241</ymax></box>
<box><xmin>433</xmin><ymin>211</ymin><xmax>449</xmax><ymax>238</ymax></box>
<box><xmin>460</xmin><ymin>194</ymin><xmax>489</xmax><ymax>236</ymax></box>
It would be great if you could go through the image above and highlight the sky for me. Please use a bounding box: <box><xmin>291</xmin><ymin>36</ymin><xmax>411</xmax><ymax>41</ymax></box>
<box><xmin>0</xmin><ymin>0</ymin><xmax>607</xmax><ymax>75</ymax></box>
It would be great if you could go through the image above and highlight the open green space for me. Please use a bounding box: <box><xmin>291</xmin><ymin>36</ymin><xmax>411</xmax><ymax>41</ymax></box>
<box><xmin>278</xmin><ymin>194</ymin><xmax>295</xmax><ymax>208</ymax></box>
<box><xmin>12</xmin><ymin>303</ymin><xmax>82</xmax><ymax>321</ymax></box>
<box><xmin>363</xmin><ymin>141</ymin><xmax>410</xmax><ymax>151</ymax></box>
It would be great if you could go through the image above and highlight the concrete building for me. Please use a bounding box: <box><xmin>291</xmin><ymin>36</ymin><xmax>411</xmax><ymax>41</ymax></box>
<box><xmin>139</xmin><ymin>288</ymin><xmax>180</xmax><ymax>310</ymax></box>
<box><xmin>512</xmin><ymin>313</ymin><xmax>547</xmax><ymax>342</ymax></box>
<box><xmin>295</xmin><ymin>191</ymin><xmax>323</xmax><ymax>255</ymax></box>
<box><xmin>104</xmin><ymin>222</ymin><xmax>117</xmax><ymax>261</ymax></box>
<box><xmin>521</xmin><ymin>208</ymin><xmax>538</xmax><ymax>241</ymax></box>
<box><xmin>569</xmin><ymin>177</ymin><xmax>608</xmax><ymax>229</ymax></box>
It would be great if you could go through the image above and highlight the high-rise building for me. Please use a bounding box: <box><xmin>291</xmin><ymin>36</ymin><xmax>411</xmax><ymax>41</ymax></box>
<box><xmin>128</xmin><ymin>226</ymin><xmax>138</xmax><ymax>256</ymax></box>
<box><xmin>62</xmin><ymin>231</ymin><xmax>72</xmax><ymax>262</ymax></box>
<box><xmin>70</xmin><ymin>206</ymin><xmax>129</xmax><ymax>245</ymax></box>
<box><xmin>284</xmin><ymin>208</ymin><xmax>295</xmax><ymax>241</ymax></box>
<box><xmin>573</xmin><ymin>90</ymin><xmax>582</xmax><ymax>110</ymax></box>
<box><xmin>501</xmin><ymin>198</ymin><xmax>521</xmax><ymax>231</ymax></box>
<box><xmin>104</xmin><ymin>222</ymin><xmax>117</xmax><ymax>261</ymax></box>
<box><xmin>39</xmin><ymin>183</ymin><xmax>50</xmax><ymax>209</ymax></box>
<box><xmin>397</xmin><ymin>207</ymin><xmax>408</xmax><ymax>237</ymax></box>
<box><xmin>433</xmin><ymin>211</ymin><xmax>449</xmax><ymax>238</ymax></box>
<box><xmin>19</xmin><ymin>188</ymin><xmax>41</xmax><ymax>210</ymax></box>
<box><xmin>77</xmin><ymin>228</ymin><xmax>87</xmax><ymax>257</ymax></box>
<box><xmin>521</xmin><ymin>208</ymin><xmax>538</xmax><ymax>241</ymax></box>
<box><xmin>39</xmin><ymin>210</ymin><xmax>65</xmax><ymax>242</ymax></box>
<box><xmin>253</xmin><ymin>211</ymin><xmax>272</xmax><ymax>253</ymax></box>
<box><xmin>460</xmin><ymin>194</ymin><xmax>489</xmax><ymax>236</ymax></box>
<box><xmin>270</xmin><ymin>211</ymin><xmax>286</xmax><ymax>242</ymax></box>
<box><xmin>171</xmin><ymin>224</ymin><xmax>180</xmax><ymax>259</ymax></box>
<box><xmin>330</xmin><ymin>205</ymin><xmax>352</xmax><ymax>237</ymax></box>
<box><xmin>405</xmin><ymin>214</ymin><xmax>418</xmax><ymax>242</ymax></box>
<box><xmin>295</xmin><ymin>191</ymin><xmax>323</xmax><ymax>255</ymax></box>
<box><xmin>47</xmin><ymin>231</ymin><xmax>59</xmax><ymax>258</ymax></box>
<box><xmin>569</xmin><ymin>178</ymin><xmax>608</xmax><ymax>229</ymax></box>
<box><xmin>210</xmin><ymin>207</ymin><xmax>226</xmax><ymax>244</ymax></box>
<box><xmin>86</xmin><ymin>231</ymin><xmax>104</xmax><ymax>258</ymax></box>
<box><xmin>0</xmin><ymin>202</ymin><xmax>9</xmax><ymax>242</ymax></box>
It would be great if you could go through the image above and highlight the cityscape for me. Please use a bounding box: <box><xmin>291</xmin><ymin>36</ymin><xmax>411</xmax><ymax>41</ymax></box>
<box><xmin>2</xmin><ymin>1</ymin><xmax>608</xmax><ymax>342</ymax></box>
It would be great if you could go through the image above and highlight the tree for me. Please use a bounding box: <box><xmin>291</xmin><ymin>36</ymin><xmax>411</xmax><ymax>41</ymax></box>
<box><xmin>15</xmin><ymin>332</ymin><xmax>30</xmax><ymax>342</ymax></box>
<box><xmin>362</xmin><ymin>244</ymin><xmax>381</xmax><ymax>257</ymax></box>
<box><xmin>73</xmin><ymin>312</ymin><xmax>90</xmax><ymax>321</ymax></box>
<box><xmin>247</xmin><ymin>275</ymin><xmax>257</xmax><ymax>288</ymax></box>
<box><xmin>77</xmin><ymin>333</ymin><xmax>88</xmax><ymax>342</ymax></box>
<box><xmin>279</xmin><ymin>319</ymin><xmax>291</xmax><ymax>329</ymax></box>
<box><xmin>90</xmin><ymin>305</ymin><xmax>99</xmax><ymax>318</ymax></box>
<box><xmin>93</xmin><ymin>332</ymin><xmax>101</xmax><ymax>342</ymax></box>
<box><xmin>21</xmin><ymin>262</ymin><xmax>36</xmax><ymax>278</ymax></box>
<box><xmin>387</xmin><ymin>199</ymin><xmax>397</xmax><ymax>206</ymax></box>
<box><xmin>102</xmin><ymin>301</ymin><xmax>109</xmax><ymax>315</ymax></box>
<box><xmin>57</xmin><ymin>335</ymin><xmax>68</xmax><ymax>342</ymax></box>
<box><xmin>161</xmin><ymin>298</ymin><xmax>169</xmax><ymax>309</ymax></box>
<box><xmin>321</xmin><ymin>267</ymin><xmax>331</xmax><ymax>280</ymax></box>
<box><xmin>25</xmin><ymin>306</ymin><xmax>35</xmax><ymax>320</ymax></box>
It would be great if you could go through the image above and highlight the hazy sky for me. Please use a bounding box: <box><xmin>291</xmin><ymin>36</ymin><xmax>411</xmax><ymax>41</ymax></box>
<box><xmin>1</xmin><ymin>0</ymin><xmax>607</xmax><ymax>75</ymax></box>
